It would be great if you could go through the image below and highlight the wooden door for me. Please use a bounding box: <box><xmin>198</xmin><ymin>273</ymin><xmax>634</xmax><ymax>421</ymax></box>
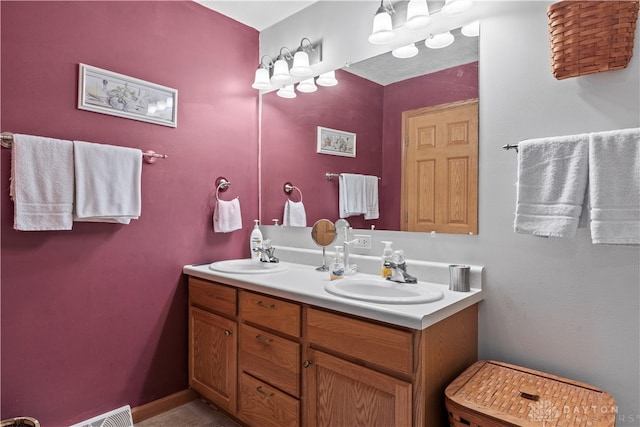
<box><xmin>304</xmin><ymin>349</ymin><xmax>412</xmax><ymax>427</ymax></box>
<box><xmin>401</xmin><ymin>99</ymin><xmax>478</xmax><ymax>234</ymax></box>
<box><xmin>189</xmin><ymin>306</ymin><xmax>237</xmax><ymax>414</ymax></box>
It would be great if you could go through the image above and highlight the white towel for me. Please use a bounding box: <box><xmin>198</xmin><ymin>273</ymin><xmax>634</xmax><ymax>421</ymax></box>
<box><xmin>589</xmin><ymin>128</ymin><xmax>640</xmax><ymax>245</ymax></box>
<box><xmin>514</xmin><ymin>134</ymin><xmax>589</xmax><ymax>237</ymax></box>
<box><xmin>339</xmin><ymin>173</ymin><xmax>379</xmax><ymax>220</ymax></box>
<box><xmin>283</xmin><ymin>200</ymin><xmax>307</xmax><ymax>227</ymax></box>
<box><xmin>73</xmin><ymin>140</ymin><xmax>142</xmax><ymax>224</ymax></box>
<box><xmin>10</xmin><ymin>134</ymin><xmax>74</xmax><ymax>231</ymax></box>
<box><xmin>213</xmin><ymin>198</ymin><xmax>242</xmax><ymax>233</ymax></box>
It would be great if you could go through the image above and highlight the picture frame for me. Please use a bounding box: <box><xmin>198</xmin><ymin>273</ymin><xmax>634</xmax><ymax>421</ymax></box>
<box><xmin>78</xmin><ymin>63</ymin><xmax>178</xmax><ymax>128</ymax></box>
<box><xmin>316</xmin><ymin>126</ymin><xmax>356</xmax><ymax>157</ymax></box>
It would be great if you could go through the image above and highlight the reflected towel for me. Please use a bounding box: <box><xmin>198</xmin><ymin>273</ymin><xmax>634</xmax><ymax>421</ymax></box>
<box><xmin>514</xmin><ymin>134</ymin><xmax>589</xmax><ymax>237</ymax></box>
<box><xmin>339</xmin><ymin>173</ymin><xmax>379</xmax><ymax>220</ymax></box>
<box><xmin>10</xmin><ymin>134</ymin><xmax>74</xmax><ymax>231</ymax></box>
<box><xmin>73</xmin><ymin>140</ymin><xmax>142</xmax><ymax>224</ymax></box>
<box><xmin>214</xmin><ymin>198</ymin><xmax>242</xmax><ymax>233</ymax></box>
<box><xmin>589</xmin><ymin>128</ymin><xmax>640</xmax><ymax>245</ymax></box>
<box><xmin>283</xmin><ymin>200</ymin><xmax>307</xmax><ymax>227</ymax></box>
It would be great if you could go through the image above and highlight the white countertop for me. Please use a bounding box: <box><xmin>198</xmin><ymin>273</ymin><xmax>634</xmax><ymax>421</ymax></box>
<box><xmin>183</xmin><ymin>261</ymin><xmax>483</xmax><ymax>330</ymax></box>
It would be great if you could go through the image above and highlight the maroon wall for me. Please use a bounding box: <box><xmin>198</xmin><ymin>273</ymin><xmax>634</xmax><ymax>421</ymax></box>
<box><xmin>1</xmin><ymin>2</ymin><xmax>258</xmax><ymax>425</ymax></box>
<box><xmin>261</xmin><ymin>69</ymin><xmax>384</xmax><ymax>230</ymax></box>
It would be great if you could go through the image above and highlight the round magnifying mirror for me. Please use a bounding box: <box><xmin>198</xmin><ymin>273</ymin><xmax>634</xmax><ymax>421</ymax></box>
<box><xmin>311</xmin><ymin>219</ymin><xmax>337</xmax><ymax>271</ymax></box>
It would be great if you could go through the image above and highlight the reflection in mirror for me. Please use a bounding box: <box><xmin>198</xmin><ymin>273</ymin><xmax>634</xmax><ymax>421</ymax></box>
<box><xmin>311</xmin><ymin>219</ymin><xmax>337</xmax><ymax>271</ymax></box>
<box><xmin>260</xmin><ymin>28</ymin><xmax>478</xmax><ymax>234</ymax></box>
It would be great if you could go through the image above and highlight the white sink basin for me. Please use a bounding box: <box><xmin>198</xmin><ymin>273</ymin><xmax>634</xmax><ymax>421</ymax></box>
<box><xmin>325</xmin><ymin>277</ymin><xmax>444</xmax><ymax>304</ymax></box>
<box><xmin>209</xmin><ymin>259</ymin><xmax>288</xmax><ymax>274</ymax></box>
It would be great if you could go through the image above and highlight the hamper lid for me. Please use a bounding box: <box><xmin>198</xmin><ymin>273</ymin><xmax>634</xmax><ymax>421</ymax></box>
<box><xmin>445</xmin><ymin>360</ymin><xmax>617</xmax><ymax>426</ymax></box>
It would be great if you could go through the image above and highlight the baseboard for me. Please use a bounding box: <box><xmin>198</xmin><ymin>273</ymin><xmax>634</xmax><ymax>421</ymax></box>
<box><xmin>131</xmin><ymin>389</ymin><xmax>198</xmax><ymax>423</ymax></box>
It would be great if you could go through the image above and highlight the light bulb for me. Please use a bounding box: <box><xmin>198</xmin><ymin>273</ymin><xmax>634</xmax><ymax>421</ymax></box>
<box><xmin>271</xmin><ymin>59</ymin><xmax>291</xmax><ymax>84</ymax></box>
<box><xmin>461</xmin><ymin>20</ymin><xmax>480</xmax><ymax>37</ymax></box>
<box><xmin>252</xmin><ymin>67</ymin><xmax>272</xmax><ymax>90</ymax></box>
<box><xmin>276</xmin><ymin>84</ymin><xmax>296</xmax><ymax>99</ymax></box>
<box><xmin>290</xmin><ymin>51</ymin><xmax>312</xmax><ymax>77</ymax></box>
<box><xmin>392</xmin><ymin>43</ymin><xmax>419</xmax><ymax>59</ymax></box>
<box><xmin>368</xmin><ymin>10</ymin><xmax>395</xmax><ymax>44</ymax></box>
<box><xmin>442</xmin><ymin>0</ymin><xmax>472</xmax><ymax>16</ymax></box>
<box><xmin>405</xmin><ymin>0</ymin><xmax>431</xmax><ymax>31</ymax></box>
<box><xmin>297</xmin><ymin>78</ymin><xmax>318</xmax><ymax>93</ymax></box>
<box><xmin>316</xmin><ymin>70</ymin><xmax>338</xmax><ymax>87</ymax></box>
<box><xmin>425</xmin><ymin>31</ymin><xmax>454</xmax><ymax>49</ymax></box>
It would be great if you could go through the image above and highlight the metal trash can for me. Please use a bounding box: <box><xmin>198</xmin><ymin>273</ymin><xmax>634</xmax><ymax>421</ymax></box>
<box><xmin>0</xmin><ymin>417</ymin><xmax>40</xmax><ymax>427</ymax></box>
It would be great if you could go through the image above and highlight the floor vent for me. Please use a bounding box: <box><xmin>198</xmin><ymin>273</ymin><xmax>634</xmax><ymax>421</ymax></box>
<box><xmin>69</xmin><ymin>405</ymin><xmax>133</xmax><ymax>427</ymax></box>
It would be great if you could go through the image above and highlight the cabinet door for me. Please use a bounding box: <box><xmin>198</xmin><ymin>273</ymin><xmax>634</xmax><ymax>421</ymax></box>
<box><xmin>304</xmin><ymin>349</ymin><xmax>412</xmax><ymax>427</ymax></box>
<box><xmin>189</xmin><ymin>306</ymin><xmax>237</xmax><ymax>414</ymax></box>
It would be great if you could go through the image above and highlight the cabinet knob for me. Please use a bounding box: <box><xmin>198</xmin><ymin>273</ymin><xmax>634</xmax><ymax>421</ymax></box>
<box><xmin>255</xmin><ymin>334</ymin><xmax>273</xmax><ymax>344</ymax></box>
<box><xmin>256</xmin><ymin>386</ymin><xmax>275</xmax><ymax>397</ymax></box>
<box><xmin>303</xmin><ymin>360</ymin><xmax>313</xmax><ymax>368</ymax></box>
<box><xmin>224</xmin><ymin>329</ymin><xmax>233</xmax><ymax>337</ymax></box>
<box><xmin>257</xmin><ymin>300</ymin><xmax>276</xmax><ymax>309</ymax></box>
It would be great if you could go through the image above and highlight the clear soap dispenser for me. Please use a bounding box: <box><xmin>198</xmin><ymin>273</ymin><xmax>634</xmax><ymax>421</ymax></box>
<box><xmin>330</xmin><ymin>246</ymin><xmax>345</xmax><ymax>281</ymax></box>
<box><xmin>250</xmin><ymin>220</ymin><xmax>263</xmax><ymax>261</ymax></box>
<box><xmin>381</xmin><ymin>241</ymin><xmax>393</xmax><ymax>278</ymax></box>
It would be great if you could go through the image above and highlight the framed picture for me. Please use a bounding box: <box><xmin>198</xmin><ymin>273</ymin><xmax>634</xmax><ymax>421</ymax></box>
<box><xmin>78</xmin><ymin>63</ymin><xmax>178</xmax><ymax>128</ymax></box>
<box><xmin>317</xmin><ymin>126</ymin><xmax>356</xmax><ymax>157</ymax></box>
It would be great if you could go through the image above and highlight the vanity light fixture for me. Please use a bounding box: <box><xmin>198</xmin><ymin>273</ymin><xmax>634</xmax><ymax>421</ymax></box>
<box><xmin>276</xmin><ymin>84</ymin><xmax>297</xmax><ymax>98</ymax></box>
<box><xmin>392</xmin><ymin>43</ymin><xmax>419</xmax><ymax>59</ymax></box>
<box><xmin>290</xmin><ymin>38</ymin><xmax>315</xmax><ymax>78</ymax></box>
<box><xmin>441</xmin><ymin>0</ymin><xmax>473</xmax><ymax>16</ymax></box>
<box><xmin>316</xmin><ymin>70</ymin><xmax>338</xmax><ymax>87</ymax></box>
<box><xmin>368</xmin><ymin>0</ymin><xmax>395</xmax><ymax>44</ymax></box>
<box><xmin>425</xmin><ymin>31</ymin><xmax>455</xmax><ymax>49</ymax></box>
<box><xmin>404</xmin><ymin>0</ymin><xmax>431</xmax><ymax>31</ymax></box>
<box><xmin>297</xmin><ymin>78</ymin><xmax>318</xmax><ymax>93</ymax></box>
<box><xmin>461</xmin><ymin>20</ymin><xmax>480</xmax><ymax>37</ymax></box>
<box><xmin>251</xmin><ymin>55</ymin><xmax>274</xmax><ymax>90</ymax></box>
<box><xmin>271</xmin><ymin>47</ymin><xmax>294</xmax><ymax>85</ymax></box>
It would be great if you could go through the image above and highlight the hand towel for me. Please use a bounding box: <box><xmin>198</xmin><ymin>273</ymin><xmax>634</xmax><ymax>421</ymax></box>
<box><xmin>213</xmin><ymin>198</ymin><xmax>242</xmax><ymax>233</ymax></box>
<box><xmin>283</xmin><ymin>199</ymin><xmax>307</xmax><ymax>227</ymax></box>
<box><xmin>73</xmin><ymin>140</ymin><xmax>142</xmax><ymax>224</ymax></box>
<box><xmin>588</xmin><ymin>128</ymin><xmax>640</xmax><ymax>245</ymax></box>
<box><xmin>10</xmin><ymin>134</ymin><xmax>74</xmax><ymax>231</ymax></box>
<box><xmin>339</xmin><ymin>173</ymin><xmax>379</xmax><ymax>219</ymax></box>
<box><xmin>514</xmin><ymin>134</ymin><xmax>589</xmax><ymax>237</ymax></box>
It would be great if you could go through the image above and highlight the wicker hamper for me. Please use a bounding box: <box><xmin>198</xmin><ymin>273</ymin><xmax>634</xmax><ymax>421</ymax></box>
<box><xmin>548</xmin><ymin>0</ymin><xmax>639</xmax><ymax>79</ymax></box>
<box><xmin>445</xmin><ymin>360</ymin><xmax>617</xmax><ymax>427</ymax></box>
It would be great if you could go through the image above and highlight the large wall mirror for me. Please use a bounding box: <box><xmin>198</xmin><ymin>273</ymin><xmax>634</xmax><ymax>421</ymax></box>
<box><xmin>260</xmin><ymin>27</ymin><xmax>478</xmax><ymax>234</ymax></box>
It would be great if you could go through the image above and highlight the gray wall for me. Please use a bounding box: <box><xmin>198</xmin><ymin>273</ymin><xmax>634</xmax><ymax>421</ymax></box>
<box><xmin>261</xmin><ymin>1</ymin><xmax>640</xmax><ymax>423</ymax></box>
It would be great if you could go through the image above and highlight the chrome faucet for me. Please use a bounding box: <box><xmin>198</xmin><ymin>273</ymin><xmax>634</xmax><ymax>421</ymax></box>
<box><xmin>253</xmin><ymin>240</ymin><xmax>279</xmax><ymax>263</ymax></box>
<box><xmin>385</xmin><ymin>250</ymin><xmax>417</xmax><ymax>283</ymax></box>
<box><xmin>343</xmin><ymin>238</ymin><xmax>359</xmax><ymax>275</ymax></box>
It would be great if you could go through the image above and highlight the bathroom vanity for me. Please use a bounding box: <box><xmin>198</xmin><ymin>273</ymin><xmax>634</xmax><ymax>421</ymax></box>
<box><xmin>183</xmin><ymin>261</ymin><xmax>482</xmax><ymax>427</ymax></box>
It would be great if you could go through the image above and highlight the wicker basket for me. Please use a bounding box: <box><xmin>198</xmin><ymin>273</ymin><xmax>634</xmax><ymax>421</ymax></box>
<box><xmin>548</xmin><ymin>0</ymin><xmax>639</xmax><ymax>79</ymax></box>
<box><xmin>445</xmin><ymin>360</ymin><xmax>617</xmax><ymax>427</ymax></box>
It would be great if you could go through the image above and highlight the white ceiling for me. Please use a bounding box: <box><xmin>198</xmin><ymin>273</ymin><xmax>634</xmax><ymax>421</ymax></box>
<box><xmin>194</xmin><ymin>0</ymin><xmax>318</xmax><ymax>31</ymax></box>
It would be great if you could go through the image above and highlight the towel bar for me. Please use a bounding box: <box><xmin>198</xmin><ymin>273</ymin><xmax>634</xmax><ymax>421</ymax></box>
<box><xmin>1</xmin><ymin>131</ymin><xmax>168</xmax><ymax>163</ymax></box>
<box><xmin>284</xmin><ymin>182</ymin><xmax>303</xmax><ymax>202</ymax></box>
<box><xmin>325</xmin><ymin>172</ymin><xmax>381</xmax><ymax>180</ymax></box>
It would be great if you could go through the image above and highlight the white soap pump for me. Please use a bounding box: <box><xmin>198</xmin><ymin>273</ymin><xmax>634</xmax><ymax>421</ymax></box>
<box><xmin>250</xmin><ymin>220</ymin><xmax>263</xmax><ymax>261</ymax></box>
<box><xmin>381</xmin><ymin>241</ymin><xmax>393</xmax><ymax>278</ymax></box>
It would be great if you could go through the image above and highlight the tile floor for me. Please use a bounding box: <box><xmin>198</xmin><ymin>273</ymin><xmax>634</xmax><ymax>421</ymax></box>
<box><xmin>135</xmin><ymin>399</ymin><xmax>241</xmax><ymax>427</ymax></box>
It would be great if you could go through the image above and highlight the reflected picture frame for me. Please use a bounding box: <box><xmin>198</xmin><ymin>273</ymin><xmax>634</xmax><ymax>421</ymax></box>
<box><xmin>317</xmin><ymin>126</ymin><xmax>356</xmax><ymax>157</ymax></box>
<box><xmin>78</xmin><ymin>63</ymin><xmax>178</xmax><ymax>128</ymax></box>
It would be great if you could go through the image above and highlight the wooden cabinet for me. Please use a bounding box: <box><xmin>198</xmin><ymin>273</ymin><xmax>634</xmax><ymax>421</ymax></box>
<box><xmin>238</xmin><ymin>290</ymin><xmax>302</xmax><ymax>427</ymax></box>
<box><xmin>304</xmin><ymin>349</ymin><xmax>412</xmax><ymax>427</ymax></box>
<box><xmin>188</xmin><ymin>278</ymin><xmax>237</xmax><ymax>414</ymax></box>
<box><xmin>187</xmin><ymin>275</ymin><xmax>478</xmax><ymax>427</ymax></box>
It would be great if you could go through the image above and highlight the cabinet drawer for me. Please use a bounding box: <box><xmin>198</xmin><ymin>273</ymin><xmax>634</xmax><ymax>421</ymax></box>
<box><xmin>240</xmin><ymin>291</ymin><xmax>301</xmax><ymax>337</ymax></box>
<box><xmin>306</xmin><ymin>308</ymin><xmax>413</xmax><ymax>376</ymax></box>
<box><xmin>239</xmin><ymin>373</ymin><xmax>299</xmax><ymax>427</ymax></box>
<box><xmin>240</xmin><ymin>323</ymin><xmax>300</xmax><ymax>397</ymax></box>
<box><xmin>189</xmin><ymin>277</ymin><xmax>236</xmax><ymax>317</ymax></box>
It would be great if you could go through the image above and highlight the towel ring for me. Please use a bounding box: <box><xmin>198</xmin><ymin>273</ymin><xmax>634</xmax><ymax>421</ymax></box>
<box><xmin>215</xmin><ymin>177</ymin><xmax>233</xmax><ymax>201</ymax></box>
<box><xmin>284</xmin><ymin>182</ymin><xmax>303</xmax><ymax>202</ymax></box>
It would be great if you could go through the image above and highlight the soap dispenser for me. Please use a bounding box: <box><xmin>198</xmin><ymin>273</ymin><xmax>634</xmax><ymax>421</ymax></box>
<box><xmin>381</xmin><ymin>241</ymin><xmax>393</xmax><ymax>278</ymax></box>
<box><xmin>330</xmin><ymin>246</ymin><xmax>345</xmax><ymax>281</ymax></box>
<box><xmin>250</xmin><ymin>220</ymin><xmax>263</xmax><ymax>261</ymax></box>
